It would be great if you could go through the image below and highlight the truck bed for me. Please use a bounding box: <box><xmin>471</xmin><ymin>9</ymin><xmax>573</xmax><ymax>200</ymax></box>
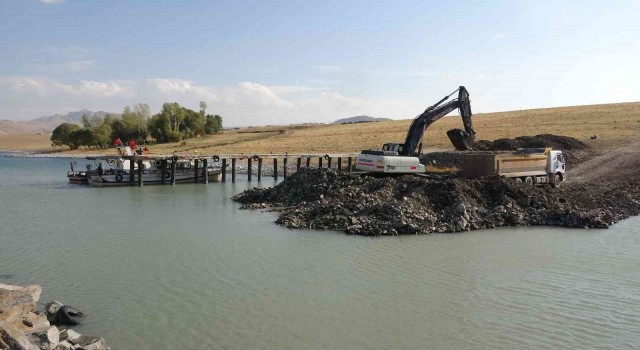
<box><xmin>464</xmin><ymin>151</ymin><xmax>548</xmax><ymax>179</ymax></box>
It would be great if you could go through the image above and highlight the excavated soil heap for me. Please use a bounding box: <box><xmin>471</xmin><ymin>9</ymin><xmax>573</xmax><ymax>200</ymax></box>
<box><xmin>473</xmin><ymin>134</ymin><xmax>593</xmax><ymax>165</ymax></box>
<box><xmin>421</xmin><ymin>134</ymin><xmax>592</xmax><ymax>168</ymax></box>
<box><xmin>233</xmin><ymin>168</ymin><xmax>640</xmax><ymax>236</ymax></box>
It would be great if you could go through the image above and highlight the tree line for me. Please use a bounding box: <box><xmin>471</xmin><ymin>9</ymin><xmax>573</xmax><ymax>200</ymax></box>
<box><xmin>51</xmin><ymin>101</ymin><xmax>223</xmax><ymax>150</ymax></box>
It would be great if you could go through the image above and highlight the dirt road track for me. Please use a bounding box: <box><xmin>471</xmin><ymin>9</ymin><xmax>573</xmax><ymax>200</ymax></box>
<box><xmin>569</xmin><ymin>139</ymin><xmax>640</xmax><ymax>183</ymax></box>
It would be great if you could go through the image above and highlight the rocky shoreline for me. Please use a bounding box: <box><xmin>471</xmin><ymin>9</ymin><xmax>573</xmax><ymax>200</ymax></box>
<box><xmin>233</xmin><ymin>168</ymin><xmax>640</xmax><ymax>236</ymax></box>
<box><xmin>0</xmin><ymin>284</ymin><xmax>108</xmax><ymax>350</ymax></box>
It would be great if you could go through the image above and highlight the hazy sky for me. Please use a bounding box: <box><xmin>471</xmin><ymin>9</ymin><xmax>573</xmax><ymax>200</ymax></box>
<box><xmin>1</xmin><ymin>0</ymin><xmax>638</xmax><ymax>125</ymax></box>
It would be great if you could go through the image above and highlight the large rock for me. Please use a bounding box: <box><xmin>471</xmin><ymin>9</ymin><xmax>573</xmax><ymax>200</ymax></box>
<box><xmin>62</xmin><ymin>330</ymin><xmax>108</xmax><ymax>350</ymax></box>
<box><xmin>25</xmin><ymin>325</ymin><xmax>59</xmax><ymax>350</ymax></box>
<box><xmin>44</xmin><ymin>302</ymin><xmax>63</xmax><ymax>317</ymax></box>
<box><xmin>0</xmin><ymin>284</ymin><xmax>42</xmax><ymax>326</ymax></box>
<box><xmin>0</xmin><ymin>322</ymin><xmax>38</xmax><ymax>350</ymax></box>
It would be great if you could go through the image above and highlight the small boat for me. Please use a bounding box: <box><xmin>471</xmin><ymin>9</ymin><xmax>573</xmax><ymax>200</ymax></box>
<box><xmin>67</xmin><ymin>161</ymin><xmax>94</xmax><ymax>184</ymax></box>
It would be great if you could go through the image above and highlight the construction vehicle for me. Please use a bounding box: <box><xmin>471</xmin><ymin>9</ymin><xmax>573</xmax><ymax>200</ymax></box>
<box><xmin>356</xmin><ymin>86</ymin><xmax>476</xmax><ymax>174</ymax></box>
<box><xmin>463</xmin><ymin>148</ymin><xmax>566</xmax><ymax>187</ymax></box>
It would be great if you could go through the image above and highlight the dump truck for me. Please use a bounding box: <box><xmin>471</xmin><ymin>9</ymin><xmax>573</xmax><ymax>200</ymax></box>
<box><xmin>463</xmin><ymin>148</ymin><xmax>566</xmax><ymax>187</ymax></box>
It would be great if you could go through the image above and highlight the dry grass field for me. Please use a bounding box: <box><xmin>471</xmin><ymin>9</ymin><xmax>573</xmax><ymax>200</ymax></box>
<box><xmin>1</xmin><ymin>102</ymin><xmax>639</xmax><ymax>155</ymax></box>
<box><xmin>0</xmin><ymin>134</ymin><xmax>53</xmax><ymax>151</ymax></box>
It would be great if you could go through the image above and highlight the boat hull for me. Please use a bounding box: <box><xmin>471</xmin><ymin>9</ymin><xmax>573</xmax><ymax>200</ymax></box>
<box><xmin>68</xmin><ymin>176</ymin><xmax>88</xmax><ymax>184</ymax></box>
<box><xmin>88</xmin><ymin>169</ymin><xmax>223</xmax><ymax>187</ymax></box>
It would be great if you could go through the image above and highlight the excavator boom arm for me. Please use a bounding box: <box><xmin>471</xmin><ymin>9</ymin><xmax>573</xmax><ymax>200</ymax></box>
<box><xmin>401</xmin><ymin>86</ymin><xmax>475</xmax><ymax>155</ymax></box>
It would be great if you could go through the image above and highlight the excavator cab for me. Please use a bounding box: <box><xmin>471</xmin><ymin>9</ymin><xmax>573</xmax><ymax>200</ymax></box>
<box><xmin>381</xmin><ymin>143</ymin><xmax>404</xmax><ymax>155</ymax></box>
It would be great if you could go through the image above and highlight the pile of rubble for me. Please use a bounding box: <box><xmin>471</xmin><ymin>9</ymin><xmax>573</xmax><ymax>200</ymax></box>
<box><xmin>0</xmin><ymin>284</ymin><xmax>108</xmax><ymax>350</ymax></box>
<box><xmin>234</xmin><ymin>168</ymin><xmax>640</xmax><ymax>236</ymax></box>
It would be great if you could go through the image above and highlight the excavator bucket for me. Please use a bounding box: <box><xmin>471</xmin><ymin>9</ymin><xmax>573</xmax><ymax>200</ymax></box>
<box><xmin>447</xmin><ymin>128</ymin><xmax>475</xmax><ymax>151</ymax></box>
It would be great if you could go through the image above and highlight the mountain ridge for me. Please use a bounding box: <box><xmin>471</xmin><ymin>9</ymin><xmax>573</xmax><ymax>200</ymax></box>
<box><xmin>0</xmin><ymin>110</ymin><xmax>117</xmax><ymax>134</ymax></box>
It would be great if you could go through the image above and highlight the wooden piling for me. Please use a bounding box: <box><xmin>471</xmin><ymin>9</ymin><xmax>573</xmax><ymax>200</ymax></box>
<box><xmin>296</xmin><ymin>158</ymin><xmax>301</xmax><ymax>170</ymax></box>
<box><xmin>337</xmin><ymin>157</ymin><xmax>342</xmax><ymax>172</ymax></box>
<box><xmin>194</xmin><ymin>159</ymin><xmax>199</xmax><ymax>184</ymax></box>
<box><xmin>221</xmin><ymin>159</ymin><xmax>227</xmax><ymax>182</ymax></box>
<box><xmin>257</xmin><ymin>158</ymin><xmax>262</xmax><ymax>181</ymax></box>
<box><xmin>306</xmin><ymin>157</ymin><xmax>311</xmax><ymax>168</ymax></box>
<box><xmin>318</xmin><ymin>157</ymin><xmax>323</xmax><ymax>168</ymax></box>
<box><xmin>283</xmin><ymin>157</ymin><xmax>288</xmax><ymax>179</ymax></box>
<box><xmin>203</xmin><ymin>159</ymin><xmax>209</xmax><ymax>184</ymax></box>
<box><xmin>274</xmin><ymin>158</ymin><xmax>278</xmax><ymax>180</ymax></box>
<box><xmin>247</xmin><ymin>158</ymin><xmax>252</xmax><ymax>181</ymax></box>
<box><xmin>348</xmin><ymin>157</ymin><xmax>352</xmax><ymax>173</ymax></box>
<box><xmin>171</xmin><ymin>157</ymin><xmax>177</xmax><ymax>185</ymax></box>
<box><xmin>137</xmin><ymin>159</ymin><xmax>143</xmax><ymax>187</ymax></box>
<box><xmin>327</xmin><ymin>156</ymin><xmax>332</xmax><ymax>169</ymax></box>
<box><xmin>231</xmin><ymin>158</ymin><xmax>236</xmax><ymax>183</ymax></box>
<box><xmin>160</xmin><ymin>159</ymin><xmax>167</xmax><ymax>185</ymax></box>
<box><xmin>129</xmin><ymin>157</ymin><xmax>135</xmax><ymax>185</ymax></box>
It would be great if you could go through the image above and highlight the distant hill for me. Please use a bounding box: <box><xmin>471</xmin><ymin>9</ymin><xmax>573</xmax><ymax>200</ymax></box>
<box><xmin>332</xmin><ymin>115</ymin><xmax>392</xmax><ymax>124</ymax></box>
<box><xmin>0</xmin><ymin>110</ymin><xmax>117</xmax><ymax>134</ymax></box>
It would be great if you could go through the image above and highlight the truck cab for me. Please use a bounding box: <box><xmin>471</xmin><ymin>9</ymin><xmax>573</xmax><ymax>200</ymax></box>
<box><xmin>548</xmin><ymin>150</ymin><xmax>567</xmax><ymax>182</ymax></box>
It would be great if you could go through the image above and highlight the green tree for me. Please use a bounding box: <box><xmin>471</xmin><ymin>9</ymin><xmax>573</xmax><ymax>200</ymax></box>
<box><xmin>51</xmin><ymin>123</ymin><xmax>81</xmax><ymax>148</ymax></box>
<box><xmin>199</xmin><ymin>101</ymin><xmax>207</xmax><ymax>117</ymax></box>
<box><xmin>102</xmin><ymin>113</ymin><xmax>117</xmax><ymax>126</ymax></box>
<box><xmin>204</xmin><ymin>114</ymin><xmax>223</xmax><ymax>134</ymax></box>
<box><xmin>92</xmin><ymin>123</ymin><xmax>113</xmax><ymax>149</ymax></box>
<box><xmin>80</xmin><ymin>113</ymin><xmax>92</xmax><ymax>129</ymax></box>
<box><xmin>68</xmin><ymin>128</ymin><xmax>92</xmax><ymax>150</ymax></box>
<box><xmin>182</xmin><ymin>107</ymin><xmax>205</xmax><ymax>138</ymax></box>
<box><xmin>161</xmin><ymin>102</ymin><xmax>185</xmax><ymax>133</ymax></box>
<box><xmin>120</xmin><ymin>103</ymin><xmax>150</xmax><ymax>143</ymax></box>
<box><xmin>148</xmin><ymin>113</ymin><xmax>172</xmax><ymax>143</ymax></box>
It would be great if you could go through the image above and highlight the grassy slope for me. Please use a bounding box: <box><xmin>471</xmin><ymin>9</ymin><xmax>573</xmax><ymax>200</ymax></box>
<box><xmin>1</xmin><ymin>102</ymin><xmax>639</xmax><ymax>155</ymax></box>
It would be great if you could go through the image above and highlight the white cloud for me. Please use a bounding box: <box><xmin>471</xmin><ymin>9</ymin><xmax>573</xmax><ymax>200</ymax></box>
<box><xmin>39</xmin><ymin>0</ymin><xmax>64</xmax><ymax>4</ymax></box>
<box><xmin>2</xmin><ymin>77</ymin><xmax>127</xmax><ymax>97</ymax></box>
<box><xmin>0</xmin><ymin>76</ymin><xmax>422</xmax><ymax>125</ymax></box>
<box><xmin>148</xmin><ymin>78</ymin><xmax>193</xmax><ymax>93</ymax></box>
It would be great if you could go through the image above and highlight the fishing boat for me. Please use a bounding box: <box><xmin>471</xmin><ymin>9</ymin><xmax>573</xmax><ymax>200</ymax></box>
<box><xmin>86</xmin><ymin>146</ymin><xmax>223</xmax><ymax>187</ymax></box>
<box><xmin>87</xmin><ymin>157</ymin><xmax>223</xmax><ymax>187</ymax></box>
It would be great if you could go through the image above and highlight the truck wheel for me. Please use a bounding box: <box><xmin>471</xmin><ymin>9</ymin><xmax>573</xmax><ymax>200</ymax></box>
<box><xmin>525</xmin><ymin>177</ymin><xmax>534</xmax><ymax>186</ymax></box>
<box><xmin>551</xmin><ymin>173</ymin><xmax>562</xmax><ymax>188</ymax></box>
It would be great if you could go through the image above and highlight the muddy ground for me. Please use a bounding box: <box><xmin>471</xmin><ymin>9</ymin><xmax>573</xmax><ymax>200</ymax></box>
<box><xmin>234</xmin><ymin>135</ymin><xmax>640</xmax><ymax>236</ymax></box>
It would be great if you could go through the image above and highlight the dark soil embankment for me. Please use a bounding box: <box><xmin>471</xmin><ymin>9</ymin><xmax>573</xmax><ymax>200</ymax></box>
<box><xmin>420</xmin><ymin>134</ymin><xmax>593</xmax><ymax>168</ymax></box>
<box><xmin>233</xmin><ymin>168</ymin><xmax>640</xmax><ymax>236</ymax></box>
<box><xmin>473</xmin><ymin>134</ymin><xmax>593</xmax><ymax>166</ymax></box>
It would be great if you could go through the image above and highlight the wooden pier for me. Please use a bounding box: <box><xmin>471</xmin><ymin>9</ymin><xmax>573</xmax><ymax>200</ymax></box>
<box><xmin>112</xmin><ymin>153</ymin><xmax>359</xmax><ymax>186</ymax></box>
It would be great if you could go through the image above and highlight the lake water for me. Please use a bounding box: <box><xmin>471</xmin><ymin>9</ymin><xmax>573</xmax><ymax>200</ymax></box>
<box><xmin>1</xmin><ymin>153</ymin><xmax>639</xmax><ymax>349</ymax></box>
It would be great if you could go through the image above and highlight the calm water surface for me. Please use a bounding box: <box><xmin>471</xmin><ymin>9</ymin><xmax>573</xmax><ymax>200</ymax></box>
<box><xmin>1</xmin><ymin>153</ymin><xmax>639</xmax><ymax>349</ymax></box>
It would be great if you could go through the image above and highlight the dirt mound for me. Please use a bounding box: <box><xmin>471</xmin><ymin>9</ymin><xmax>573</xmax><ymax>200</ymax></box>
<box><xmin>419</xmin><ymin>152</ymin><xmax>464</xmax><ymax>168</ymax></box>
<box><xmin>234</xmin><ymin>168</ymin><xmax>640</xmax><ymax>236</ymax></box>
<box><xmin>471</xmin><ymin>134</ymin><xmax>592</xmax><ymax>166</ymax></box>
<box><xmin>474</xmin><ymin>134</ymin><xmax>587</xmax><ymax>151</ymax></box>
<box><xmin>419</xmin><ymin>135</ymin><xmax>591</xmax><ymax>169</ymax></box>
